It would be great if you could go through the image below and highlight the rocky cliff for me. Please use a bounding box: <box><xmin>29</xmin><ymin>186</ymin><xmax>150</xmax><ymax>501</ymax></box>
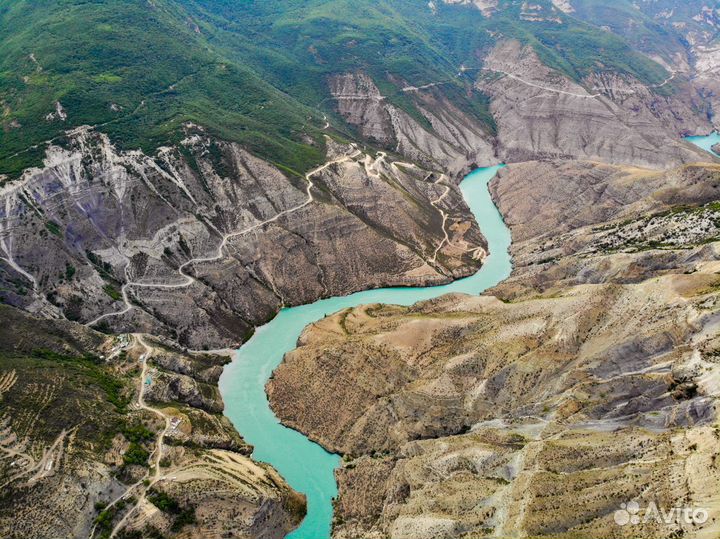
<box><xmin>329</xmin><ymin>72</ymin><xmax>497</xmax><ymax>175</ymax></box>
<box><xmin>0</xmin><ymin>127</ymin><xmax>485</xmax><ymax>349</ymax></box>
<box><xmin>476</xmin><ymin>40</ymin><xmax>711</xmax><ymax>168</ymax></box>
<box><xmin>327</xmin><ymin>39</ymin><xmax>713</xmax><ymax>175</ymax></box>
<box><xmin>4</xmin><ymin>3</ymin><xmax>720</xmax><ymax>538</ymax></box>
<box><xmin>268</xmin><ymin>159</ymin><xmax>720</xmax><ymax>539</ymax></box>
<box><xmin>489</xmin><ymin>159</ymin><xmax>720</xmax><ymax>299</ymax></box>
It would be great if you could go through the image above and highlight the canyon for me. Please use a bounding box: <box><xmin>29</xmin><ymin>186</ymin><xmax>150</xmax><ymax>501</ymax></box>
<box><xmin>2</xmin><ymin>1</ymin><xmax>720</xmax><ymax>538</ymax></box>
<box><xmin>269</xmin><ymin>155</ymin><xmax>720</xmax><ymax>539</ymax></box>
<box><xmin>0</xmin><ymin>130</ymin><xmax>485</xmax><ymax>350</ymax></box>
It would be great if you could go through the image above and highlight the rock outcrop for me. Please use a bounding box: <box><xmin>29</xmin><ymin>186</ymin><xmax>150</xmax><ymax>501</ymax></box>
<box><xmin>329</xmin><ymin>73</ymin><xmax>496</xmax><ymax>175</ymax></box>
<box><xmin>5</xmin><ymin>4</ymin><xmax>720</xmax><ymax>539</ymax></box>
<box><xmin>0</xmin><ymin>128</ymin><xmax>486</xmax><ymax>349</ymax></box>
<box><xmin>476</xmin><ymin>40</ymin><xmax>711</xmax><ymax>168</ymax></box>
<box><xmin>327</xmin><ymin>41</ymin><xmax>714</xmax><ymax>176</ymax></box>
<box><xmin>489</xmin><ymin>160</ymin><xmax>720</xmax><ymax>299</ymax></box>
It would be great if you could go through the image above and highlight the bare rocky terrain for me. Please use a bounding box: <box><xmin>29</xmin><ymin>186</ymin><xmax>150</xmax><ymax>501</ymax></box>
<box><xmin>329</xmin><ymin>47</ymin><xmax>713</xmax><ymax>173</ymax></box>
<box><xmin>0</xmin><ymin>306</ymin><xmax>304</xmax><ymax>539</ymax></box>
<box><xmin>489</xmin><ymin>160</ymin><xmax>720</xmax><ymax>299</ymax></box>
<box><xmin>0</xmin><ymin>128</ymin><xmax>485</xmax><ymax>350</ymax></box>
<box><xmin>268</xmin><ymin>160</ymin><xmax>720</xmax><ymax>539</ymax></box>
<box><xmin>476</xmin><ymin>40</ymin><xmax>712</xmax><ymax>168</ymax></box>
<box><xmin>329</xmin><ymin>72</ymin><xmax>497</xmax><ymax>175</ymax></box>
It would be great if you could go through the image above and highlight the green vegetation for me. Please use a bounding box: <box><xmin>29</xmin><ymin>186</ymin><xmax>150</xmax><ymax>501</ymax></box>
<box><xmin>171</xmin><ymin>508</ymin><xmax>197</xmax><ymax>532</ymax></box>
<box><xmin>103</xmin><ymin>284</ymin><xmax>122</xmax><ymax>301</ymax></box>
<box><xmin>123</xmin><ymin>422</ymin><xmax>155</xmax><ymax>443</ymax></box>
<box><xmin>94</xmin><ymin>508</ymin><xmax>114</xmax><ymax>538</ymax></box>
<box><xmin>122</xmin><ymin>442</ymin><xmax>150</xmax><ymax>466</ymax></box>
<box><xmin>0</xmin><ymin>0</ymin><xmax>672</xmax><ymax>179</ymax></box>
<box><xmin>44</xmin><ymin>221</ymin><xmax>62</xmax><ymax>237</ymax></box>
<box><xmin>31</xmin><ymin>348</ymin><xmax>130</xmax><ymax>412</ymax></box>
<box><xmin>0</xmin><ymin>0</ymin><xmax>324</xmax><ymax>178</ymax></box>
<box><xmin>121</xmin><ymin>423</ymin><xmax>155</xmax><ymax>466</ymax></box>
<box><xmin>570</xmin><ymin>0</ymin><xmax>711</xmax><ymax>74</ymax></box>
<box><xmin>86</xmin><ymin>250</ymin><xmax>117</xmax><ymax>283</ymax></box>
<box><xmin>147</xmin><ymin>489</ymin><xmax>197</xmax><ymax>532</ymax></box>
<box><xmin>521</xmin><ymin>19</ymin><xmax>668</xmax><ymax>87</ymax></box>
<box><xmin>185</xmin><ymin>0</ymin><xmax>668</xmax><ymax>92</ymax></box>
<box><xmin>183</xmin><ymin>0</ymin><xmax>667</xmax><ymax>136</ymax></box>
<box><xmin>94</xmin><ymin>498</ymin><xmax>131</xmax><ymax>539</ymax></box>
<box><xmin>148</xmin><ymin>489</ymin><xmax>181</xmax><ymax>513</ymax></box>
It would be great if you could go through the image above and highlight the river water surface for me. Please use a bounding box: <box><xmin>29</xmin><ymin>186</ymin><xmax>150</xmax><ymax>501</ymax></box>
<box><xmin>219</xmin><ymin>132</ymin><xmax>720</xmax><ymax>539</ymax></box>
<box><xmin>219</xmin><ymin>164</ymin><xmax>511</xmax><ymax>538</ymax></box>
<box><xmin>686</xmin><ymin>131</ymin><xmax>720</xmax><ymax>156</ymax></box>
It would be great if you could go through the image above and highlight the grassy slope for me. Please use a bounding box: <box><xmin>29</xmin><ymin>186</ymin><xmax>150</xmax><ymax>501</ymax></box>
<box><xmin>181</xmin><ymin>0</ymin><xmax>670</xmax><ymax>137</ymax></box>
<box><xmin>0</xmin><ymin>304</ymin><xmax>128</xmax><ymax>456</ymax></box>
<box><xmin>568</xmin><ymin>0</ymin><xmax>688</xmax><ymax>63</ymax></box>
<box><xmin>486</xmin><ymin>0</ymin><xmax>669</xmax><ymax>84</ymax></box>
<box><xmin>183</xmin><ymin>0</ymin><xmax>669</xmax><ymax>89</ymax></box>
<box><xmin>630</xmin><ymin>0</ymin><xmax>720</xmax><ymax>45</ymax></box>
<box><xmin>0</xmin><ymin>0</ymin><xmax>671</xmax><ymax>178</ymax></box>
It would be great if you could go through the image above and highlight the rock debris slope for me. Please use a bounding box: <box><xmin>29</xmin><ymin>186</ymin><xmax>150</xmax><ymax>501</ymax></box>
<box><xmin>329</xmin><ymin>73</ymin><xmax>497</xmax><ymax>175</ymax></box>
<box><xmin>476</xmin><ymin>40</ymin><xmax>711</xmax><ymax>168</ymax></box>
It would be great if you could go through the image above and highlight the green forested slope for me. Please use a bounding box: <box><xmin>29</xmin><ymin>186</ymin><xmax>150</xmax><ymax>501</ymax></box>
<box><xmin>0</xmin><ymin>0</ymin><xmax>672</xmax><ymax>178</ymax></box>
<box><xmin>0</xmin><ymin>0</ymin><xmax>324</xmax><ymax>177</ymax></box>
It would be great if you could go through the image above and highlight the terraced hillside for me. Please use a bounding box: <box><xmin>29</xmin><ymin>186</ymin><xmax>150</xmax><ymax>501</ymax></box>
<box><xmin>0</xmin><ymin>305</ymin><xmax>304</xmax><ymax>539</ymax></box>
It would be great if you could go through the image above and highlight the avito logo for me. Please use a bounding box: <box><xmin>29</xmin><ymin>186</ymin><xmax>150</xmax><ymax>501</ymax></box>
<box><xmin>614</xmin><ymin>500</ymin><xmax>708</xmax><ymax>527</ymax></box>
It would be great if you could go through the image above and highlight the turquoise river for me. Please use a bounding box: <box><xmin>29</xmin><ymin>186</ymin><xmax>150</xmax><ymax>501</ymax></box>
<box><xmin>686</xmin><ymin>131</ymin><xmax>720</xmax><ymax>156</ymax></box>
<box><xmin>218</xmin><ymin>131</ymin><xmax>718</xmax><ymax>539</ymax></box>
<box><xmin>219</xmin><ymin>163</ymin><xmax>510</xmax><ymax>539</ymax></box>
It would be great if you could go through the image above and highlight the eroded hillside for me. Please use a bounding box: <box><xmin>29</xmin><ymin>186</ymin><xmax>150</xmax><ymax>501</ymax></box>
<box><xmin>268</xmin><ymin>160</ymin><xmax>720</xmax><ymax>539</ymax></box>
<box><xmin>0</xmin><ymin>129</ymin><xmax>485</xmax><ymax>349</ymax></box>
